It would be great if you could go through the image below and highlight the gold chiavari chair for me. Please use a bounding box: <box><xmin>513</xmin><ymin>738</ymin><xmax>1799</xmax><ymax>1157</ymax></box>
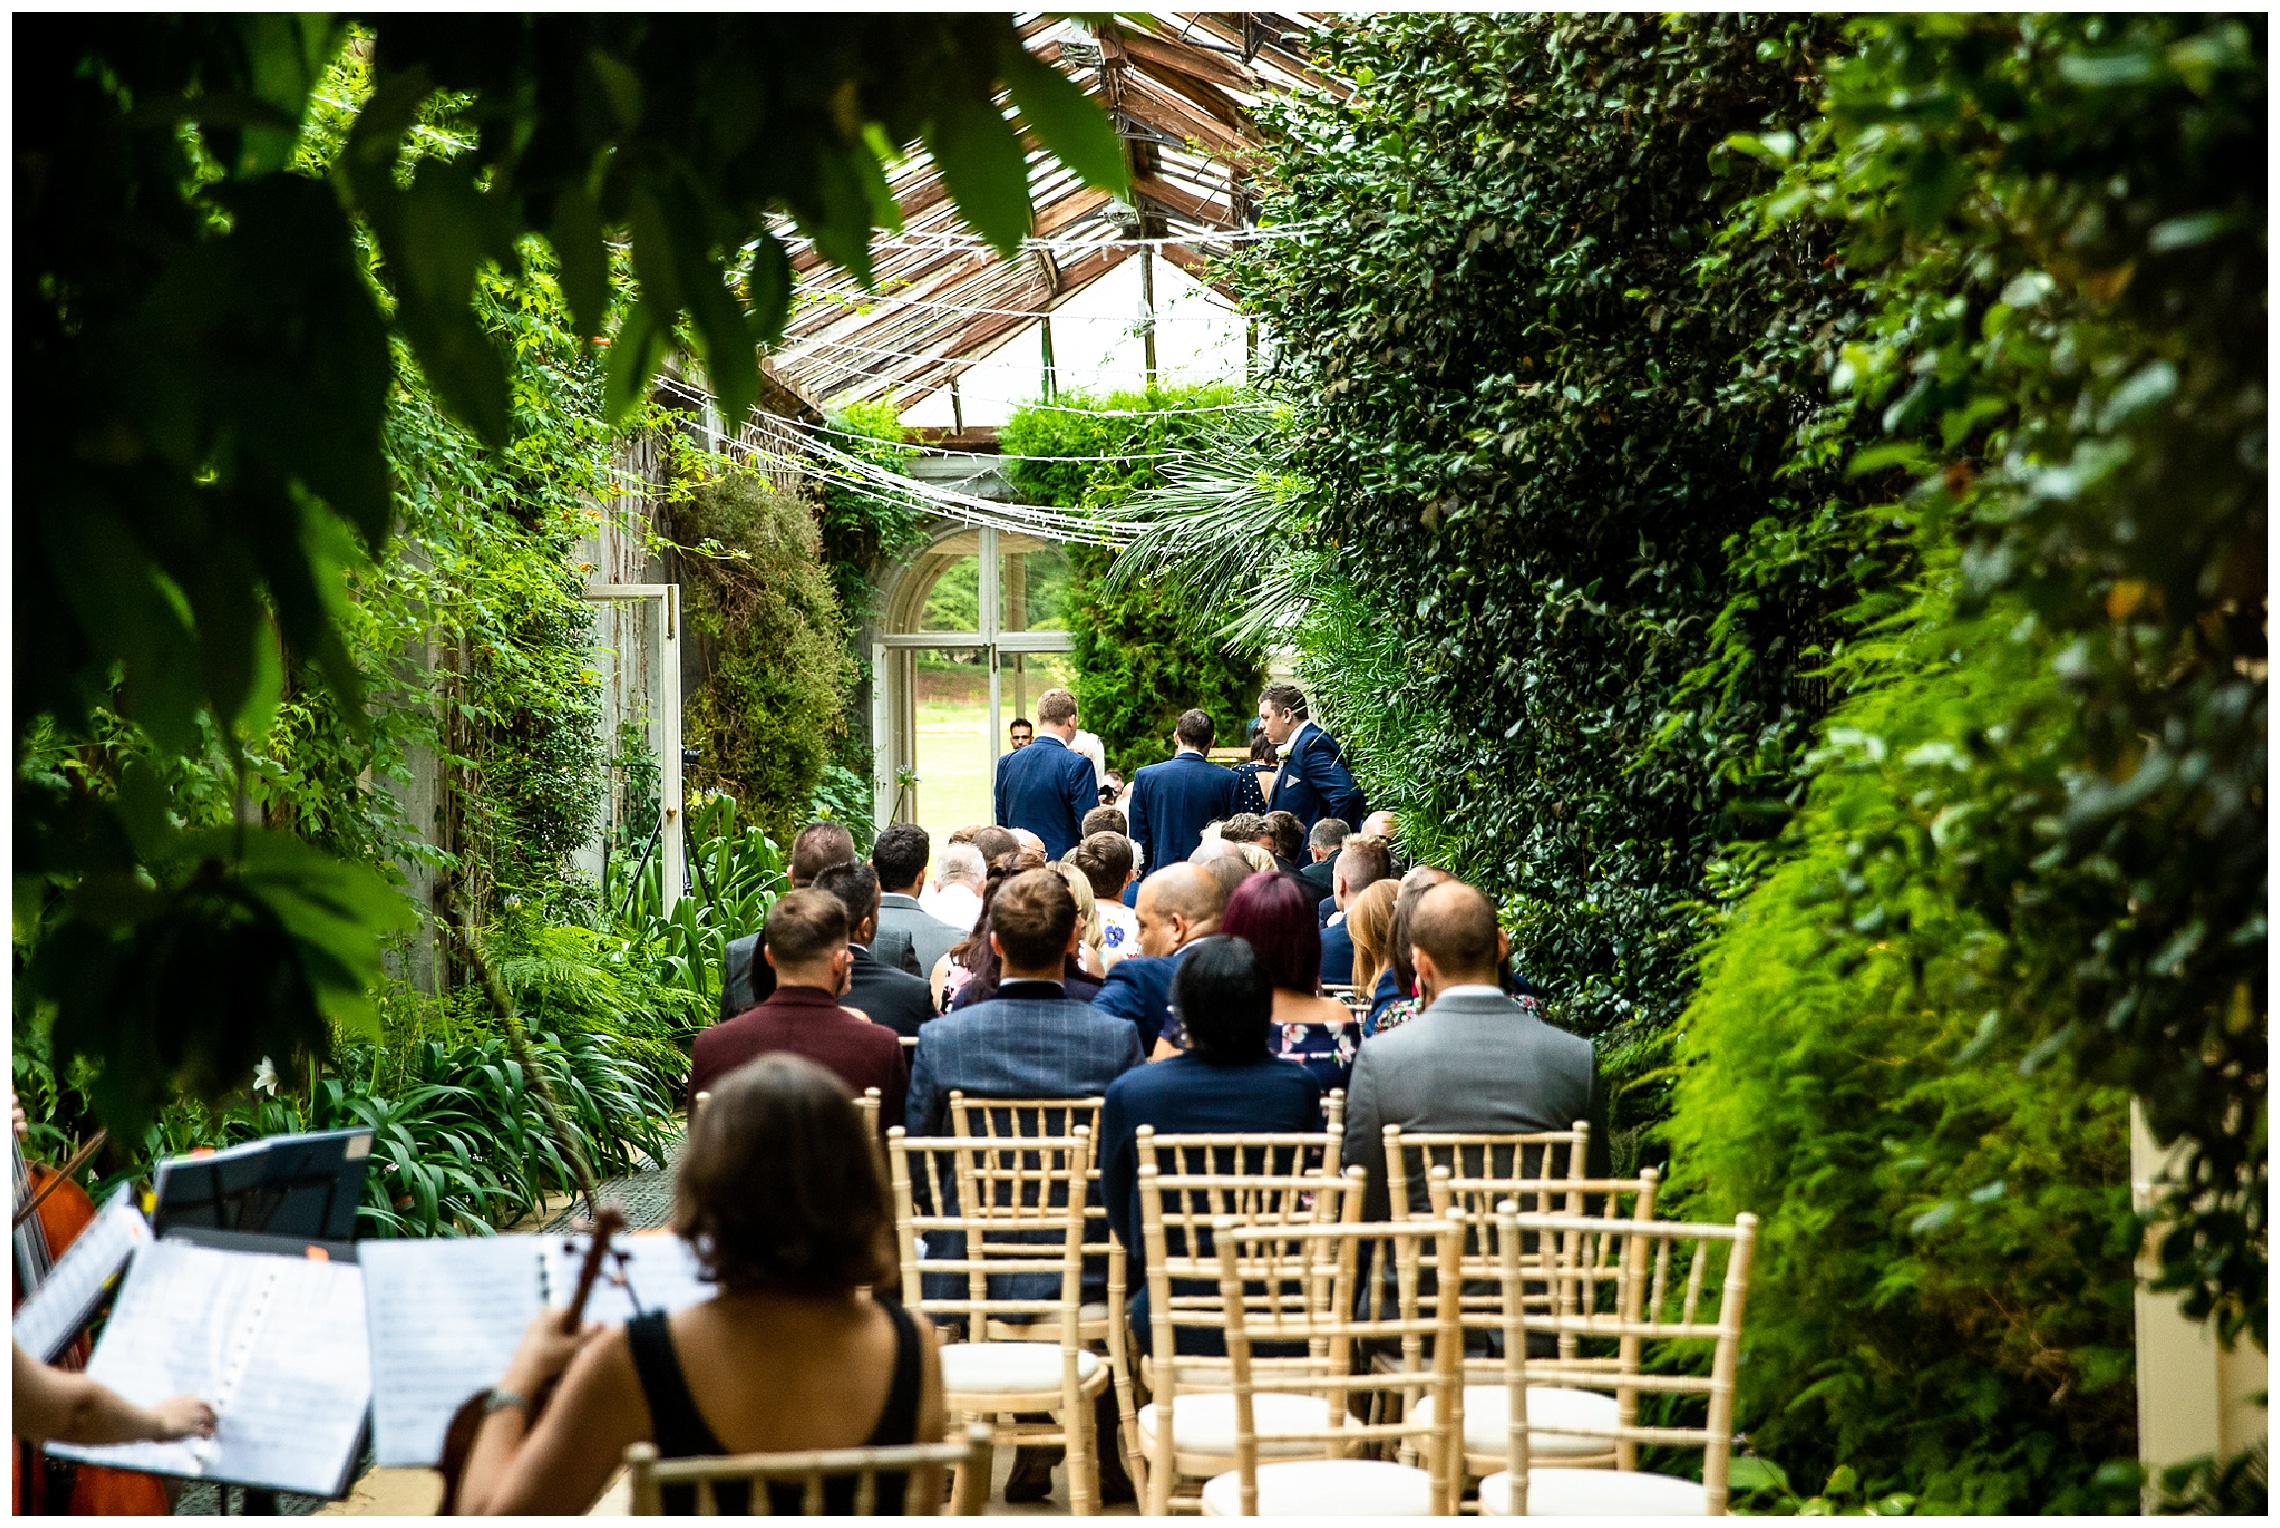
<box><xmin>1382</xmin><ymin>1122</ymin><xmax>1590</xmax><ymax>1225</ymax></box>
<box><xmin>1407</xmin><ymin>1167</ymin><xmax>1663</xmax><ymax>1478</ymax></box>
<box><xmin>1198</xmin><ymin>1215</ymin><xmax>1468</xmax><ymax>1516</ymax></box>
<box><xmin>888</xmin><ymin>1127</ymin><xmax>1111</xmax><ymax>1514</ymax></box>
<box><xmin>1130</xmin><ymin>1128</ymin><xmax>1359</xmax><ymax>1514</ymax></box>
<box><xmin>1476</xmin><ymin>1205</ymin><xmax>1757</xmax><ymax>1516</ymax></box>
<box><xmin>624</xmin><ymin>1422</ymin><xmax>993</xmax><ymax>1515</ymax></box>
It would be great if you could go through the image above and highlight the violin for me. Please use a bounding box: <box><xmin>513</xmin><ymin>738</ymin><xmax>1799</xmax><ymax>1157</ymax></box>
<box><xmin>11</xmin><ymin>1130</ymin><xmax>175</xmax><ymax>1516</ymax></box>
<box><xmin>434</xmin><ymin>1205</ymin><xmax>626</xmax><ymax>1515</ymax></box>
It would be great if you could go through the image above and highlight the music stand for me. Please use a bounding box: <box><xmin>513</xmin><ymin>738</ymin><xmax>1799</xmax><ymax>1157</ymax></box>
<box><xmin>150</xmin><ymin>1128</ymin><xmax>374</xmax><ymax>1243</ymax></box>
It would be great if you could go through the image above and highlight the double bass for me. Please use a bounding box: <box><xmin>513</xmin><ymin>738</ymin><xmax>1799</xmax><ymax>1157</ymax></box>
<box><xmin>11</xmin><ymin>1130</ymin><xmax>174</xmax><ymax>1516</ymax></box>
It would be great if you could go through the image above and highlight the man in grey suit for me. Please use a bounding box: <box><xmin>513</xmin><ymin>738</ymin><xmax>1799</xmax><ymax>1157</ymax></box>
<box><xmin>1340</xmin><ymin>881</ymin><xmax>1608</xmax><ymax>1220</ymax></box>
<box><xmin>870</xmin><ymin>822</ymin><xmax>963</xmax><ymax>982</ymax></box>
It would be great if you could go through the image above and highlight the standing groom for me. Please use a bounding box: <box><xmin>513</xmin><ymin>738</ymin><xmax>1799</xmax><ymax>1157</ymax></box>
<box><xmin>993</xmin><ymin>686</ymin><xmax>1098</xmax><ymax>860</ymax></box>
<box><xmin>1258</xmin><ymin>683</ymin><xmax>1367</xmax><ymax>837</ymax></box>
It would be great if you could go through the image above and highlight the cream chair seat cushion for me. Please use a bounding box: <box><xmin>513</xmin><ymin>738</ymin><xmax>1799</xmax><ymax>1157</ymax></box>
<box><xmin>1412</xmin><ymin>1384</ymin><xmax>1620</xmax><ymax>1456</ymax></box>
<box><xmin>939</xmin><ymin>1342</ymin><xmax>1101</xmax><ymax>1395</ymax></box>
<box><xmin>1137</xmin><ymin>1392</ymin><xmax>1334</xmax><ymax>1457</ymax></box>
<box><xmin>1477</xmin><ymin>1466</ymin><xmax>1711</xmax><ymax>1515</ymax></box>
<box><xmin>1201</xmin><ymin>1458</ymin><xmax>1436</xmax><ymax>1516</ymax></box>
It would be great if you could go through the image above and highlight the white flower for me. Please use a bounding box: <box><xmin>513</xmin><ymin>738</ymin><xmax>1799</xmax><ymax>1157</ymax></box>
<box><xmin>252</xmin><ymin>1057</ymin><xmax>279</xmax><ymax>1095</ymax></box>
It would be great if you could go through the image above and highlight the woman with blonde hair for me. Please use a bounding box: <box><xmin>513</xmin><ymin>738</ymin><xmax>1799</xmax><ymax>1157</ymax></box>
<box><xmin>1346</xmin><ymin>878</ymin><xmax>1402</xmax><ymax>1006</ymax></box>
<box><xmin>1054</xmin><ymin>858</ymin><xmax>1108</xmax><ymax>977</ymax></box>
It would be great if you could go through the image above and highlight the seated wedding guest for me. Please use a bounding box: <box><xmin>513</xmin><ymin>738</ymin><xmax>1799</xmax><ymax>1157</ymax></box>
<box><xmin>813</xmin><ymin>860</ymin><xmax>936</xmax><ymax>1039</ymax></box>
<box><xmin>1098</xmin><ymin>937</ymin><xmax>1320</xmax><ymax>1350</ymax></box>
<box><xmin>1345</xmin><ymin>879</ymin><xmax>1401</xmax><ymax>1009</ymax></box>
<box><xmin>1092</xmin><ymin>863</ymin><xmax>1223</xmax><ymax>1051</ymax></box>
<box><xmin>13</xmin><ymin>1343</ymin><xmax>216</xmax><ymax>1447</ymax></box>
<box><xmin>970</xmin><ymin>824</ymin><xmax>1018</xmax><ymax>866</ymax></box>
<box><xmin>873</xmin><ymin>823</ymin><xmax>964</xmax><ymax>980</ymax></box>
<box><xmin>1069</xmin><ymin>832</ymin><xmax>1139</xmax><ymax>967</ymax></box>
<box><xmin>718</xmin><ymin>821</ymin><xmax>857</xmax><ymax>1020</ymax></box>
<box><xmin>905</xmin><ymin>869</ymin><xmax>1140</xmax><ymax>1506</ymax></box>
<box><xmin>690</xmin><ymin>890</ymin><xmax>907</xmax><ymax>1129</ymax></box>
<box><xmin>1009</xmin><ymin>829</ymin><xmax>1051</xmax><ymax>871</ymax></box>
<box><xmin>931</xmin><ymin>865</ymin><xmax>1008</xmax><ymax>1014</ymax></box>
<box><xmin>457</xmin><ymin>1055</ymin><xmax>948</xmax><ymax>1515</ymax></box>
<box><xmin>1083</xmin><ymin>804</ymin><xmax>1126</xmax><ymax>839</ymax></box>
<box><xmin>1299</xmin><ymin>817</ymin><xmax>1350</xmax><ymax>899</ymax></box>
<box><xmin>1055</xmin><ymin>860</ymin><xmax>1109</xmax><ymax>977</ymax></box>
<box><xmin>1196</xmin><ymin>834</ymin><xmax>1274</xmax><ymax>886</ymax></box>
<box><xmin>920</xmin><ymin>841</ymin><xmax>988</xmax><ymax>934</ymax></box>
<box><xmin>943</xmin><ymin>868</ymin><xmax>1105</xmax><ymax>1012</ymax></box>
<box><xmin>1319</xmin><ymin>834</ymin><xmax>1394</xmax><ymax>980</ymax></box>
<box><xmin>1367</xmin><ymin>865</ymin><xmax>1454</xmax><ymax>1034</ymax></box>
<box><xmin>1217</xmin><ymin>872</ymin><xmax>1359</xmax><ymax>1096</ymax></box>
<box><xmin>1220</xmin><ymin>812</ymin><xmax>1270</xmax><ymax>854</ymax></box>
<box><xmin>1230</xmin><ymin>728</ymin><xmax>1278</xmax><ymax>815</ymax></box>
<box><xmin>906</xmin><ymin>869</ymin><xmax>1144</xmax><ymax>1136</ymax></box>
<box><xmin>1097</xmin><ymin>772</ymin><xmax>1125</xmax><ymax>808</ymax></box>
<box><xmin>1262</xmin><ymin>811</ymin><xmax>1307</xmax><ymax>876</ymax></box>
<box><xmin>1340</xmin><ymin>882</ymin><xmax>1606</xmax><ymax>1221</ymax></box>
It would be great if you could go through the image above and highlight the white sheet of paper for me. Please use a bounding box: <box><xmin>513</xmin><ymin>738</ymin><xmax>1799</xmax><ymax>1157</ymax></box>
<box><xmin>549</xmin><ymin>1233</ymin><xmax>716</xmax><ymax>1327</ymax></box>
<box><xmin>49</xmin><ymin>1241</ymin><xmax>370</xmax><ymax>1498</ymax></box>
<box><xmin>359</xmin><ymin>1235</ymin><xmax>545</xmax><ymax>1468</ymax></box>
<box><xmin>11</xmin><ymin>1188</ymin><xmax>152</xmax><ymax>1362</ymax></box>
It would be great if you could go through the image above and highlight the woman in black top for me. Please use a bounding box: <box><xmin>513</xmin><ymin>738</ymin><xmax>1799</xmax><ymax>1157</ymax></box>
<box><xmin>456</xmin><ymin>1054</ymin><xmax>948</xmax><ymax>1514</ymax></box>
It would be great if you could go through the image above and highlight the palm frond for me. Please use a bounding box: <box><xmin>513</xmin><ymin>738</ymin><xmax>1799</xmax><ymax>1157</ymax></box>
<box><xmin>1105</xmin><ymin>414</ymin><xmax>1322</xmax><ymax>653</ymax></box>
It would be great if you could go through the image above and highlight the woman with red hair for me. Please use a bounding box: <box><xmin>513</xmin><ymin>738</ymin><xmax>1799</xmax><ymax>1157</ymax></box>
<box><xmin>1218</xmin><ymin>870</ymin><xmax>1360</xmax><ymax>1096</ymax></box>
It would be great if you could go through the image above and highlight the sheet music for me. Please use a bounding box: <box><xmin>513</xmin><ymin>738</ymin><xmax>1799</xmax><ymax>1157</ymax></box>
<box><xmin>550</xmin><ymin>1232</ymin><xmax>716</xmax><ymax>1326</ymax></box>
<box><xmin>359</xmin><ymin>1235</ymin><xmax>545</xmax><ymax>1467</ymax></box>
<box><xmin>48</xmin><ymin>1241</ymin><xmax>370</xmax><ymax>1498</ymax></box>
<box><xmin>11</xmin><ymin>1187</ymin><xmax>151</xmax><ymax>1361</ymax></box>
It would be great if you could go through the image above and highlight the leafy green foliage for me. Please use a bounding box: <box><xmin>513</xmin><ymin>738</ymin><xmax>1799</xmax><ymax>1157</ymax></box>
<box><xmin>1000</xmin><ymin>387</ymin><xmax>1269</xmax><ymax>774</ymax></box>
<box><xmin>1665</xmin><ymin>596</ymin><xmax>2140</xmax><ymax>1512</ymax></box>
<box><xmin>669</xmin><ymin>465</ymin><xmax>856</xmax><ymax>848</ymax></box>
<box><xmin>1231</xmin><ymin>14</ymin><xmax>1874</xmax><ymax>1065</ymax></box>
<box><xmin>1735</xmin><ymin>10</ymin><xmax>2265</xmax><ymax>1349</ymax></box>
<box><xmin>16</xmin><ymin>12</ymin><xmax>1124</xmax><ymax>1140</ymax></box>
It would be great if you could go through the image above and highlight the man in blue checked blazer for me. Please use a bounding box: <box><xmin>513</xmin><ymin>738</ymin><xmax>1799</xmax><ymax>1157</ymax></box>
<box><xmin>1126</xmin><ymin>708</ymin><xmax>1238</xmax><ymax>880</ymax></box>
<box><xmin>904</xmin><ymin>869</ymin><xmax>1144</xmax><ymax>1136</ymax></box>
<box><xmin>992</xmin><ymin>686</ymin><xmax>1098</xmax><ymax>862</ymax></box>
<box><xmin>1258</xmin><ymin>682</ymin><xmax>1367</xmax><ymax>838</ymax></box>
<box><xmin>901</xmin><ymin>867</ymin><xmax>1143</xmax><ymax>1504</ymax></box>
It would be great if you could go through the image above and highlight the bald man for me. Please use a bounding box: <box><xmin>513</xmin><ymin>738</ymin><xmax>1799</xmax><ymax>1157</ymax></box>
<box><xmin>1090</xmin><ymin>863</ymin><xmax>1224</xmax><ymax>1050</ymax></box>
<box><xmin>1340</xmin><ymin>881</ymin><xmax>1607</xmax><ymax>1220</ymax></box>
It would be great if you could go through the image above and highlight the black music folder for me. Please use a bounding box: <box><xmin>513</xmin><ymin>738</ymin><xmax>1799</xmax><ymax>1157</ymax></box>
<box><xmin>150</xmin><ymin>1128</ymin><xmax>375</xmax><ymax>1242</ymax></box>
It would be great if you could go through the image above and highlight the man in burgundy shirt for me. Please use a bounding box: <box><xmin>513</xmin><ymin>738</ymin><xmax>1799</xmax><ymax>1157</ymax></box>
<box><xmin>688</xmin><ymin>889</ymin><xmax>907</xmax><ymax>1129</ymax></box>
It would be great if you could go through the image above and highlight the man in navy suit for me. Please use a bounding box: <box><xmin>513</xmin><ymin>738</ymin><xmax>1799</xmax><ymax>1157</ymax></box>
<box><xmin>1258</xmin><ymin>683</ymin><xmax>1367</xmax><ymax>837</ymax></box>
<box><xmin>1126</xmin><ymin>708</ymin><xmax>1237</xmax><ymax>880</ymax></box>
<box><xmin>993</xmin><ymin>687</ymin><xmax>1097</xmax><ymax>860</ymax></box>
<box><xmin>1091</xmin><ymin>862</ymin><xmax>1222</xmax><ymax>1050</ymax></box>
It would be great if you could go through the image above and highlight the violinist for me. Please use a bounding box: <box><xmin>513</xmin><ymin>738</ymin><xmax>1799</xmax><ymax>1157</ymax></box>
<box><xmin>454</xmin><ymin>1054</ymin><xmax>948</xmax><ymax>1514</ymax></box>
<box><xmin>11</xmin><ymin>1343</ymin><xmax>216</xmax><ymax>1448</ymax></box>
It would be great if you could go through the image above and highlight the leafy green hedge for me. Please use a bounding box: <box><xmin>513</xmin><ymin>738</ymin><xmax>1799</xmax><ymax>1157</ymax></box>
<box><xmin>1228</xmin><ymin>8</ymin><xmax>2267</xmax><ymax>1511</ymax></box>
<box><xmin>670</xmin><ymin>464</ymin><xmax>856</xmax><ymax>847</ymax></box>
<box><xmin>1232</xmin><ymin>14</ymin><xmax>1871</xmax><ymax>1077</ymax></box>
<box><xmin>1000</xmin><ymin>387</ymin><xmax>1267</xmax><ymax>775</ymax></box>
